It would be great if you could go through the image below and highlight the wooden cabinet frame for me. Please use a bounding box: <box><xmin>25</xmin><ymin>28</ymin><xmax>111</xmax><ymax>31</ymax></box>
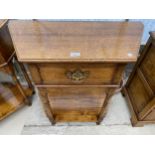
<box><xmin>0</xmin><ymin>20</ymin><xmax>34</xmax><ymax>121</ymax></box>
<box><xmin>122</xmin><ymin>33</ymin><xmax>155</xmax><ymax>127</ymax></box>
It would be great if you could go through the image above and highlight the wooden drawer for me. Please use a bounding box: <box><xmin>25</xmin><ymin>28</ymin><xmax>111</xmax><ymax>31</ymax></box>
<box><xmin>140</xmin><ymin>45</ymin><xmax>155</xmax><ymax>92</ymax></box>
<box><xmin>29</xmin><ymin>63</ymin><xmax>125</xmax><ymax>85</ymax></box>
<box><xmin>38</xmin><ymin>86</ymin><xmax>110</xmax><ymax>122</ymax></box>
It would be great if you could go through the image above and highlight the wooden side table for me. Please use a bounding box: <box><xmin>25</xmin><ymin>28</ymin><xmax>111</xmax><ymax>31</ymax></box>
<box><xmin>8</xmin><ymin>20</ymin><xmax>143</xmax><ymax>124</ymax></box>
<box><xmin>0</xmin><ymin>20</ymin><xmax>34</xmax><ymax>121</ymax></box>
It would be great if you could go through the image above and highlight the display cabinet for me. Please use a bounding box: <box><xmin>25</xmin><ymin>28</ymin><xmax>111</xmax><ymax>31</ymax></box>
<box><xmin>0</xmin><ymin>20</ymin><xmax>34</xmax><ymax>121</ymax></box>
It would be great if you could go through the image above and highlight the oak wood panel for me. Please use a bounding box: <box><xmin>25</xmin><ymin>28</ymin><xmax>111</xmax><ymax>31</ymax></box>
<box><xmin>0</xmin><ymin>83</ymin><xmax>31</xmax><ymax>120</ymax></box>
<box><xmin>144</xmin><ymin>106</ymin><xmax>155</xmax><ymax>121</ymax></box>
<box><xmin>139</xmin><ymin>98</ymin><xmax>155</xmax><ymax>120</ymax></box>
<box><xmin>137</xmin><ymin>68</ymin><xmax>154</xmax><ymax>96</ymax></box>
<box><xmin>127</xmin><ymin>70</ymin><xmax>151</xmax><ymax>114</ymax></box>
<box><xmin>38</xmin><ymin>88</ymin><xmax>55</xmax><ymax>124</ymax></box>
<box><xmin>123</xmin><ymin>32</ymin><xmax>155</xmax><ymax>126</ymax></box>
<box><xmin>122</xmin><ymin>87</ymin><xmax>155</xmax><ymax>127</ymax></box>
<box><xmin>28</xmin><ymin>64</ymin><xmax>42</xmax><ymax>84</ymax></box>
<box><xmin>28</xmin><ymin>63</ymin><xmax>125</xmax><ymax>85</ymax></box>
<box><xmin>140</xmin><ymin>44</ymin><xmax>155</xmax><ymax>92</ymax></box>
<box><xmin>8</xmin><ymin>20</ymin><xmax>143</xmax><ymax>63</ymax></box>
<box><xmin>55</xmin><ymin>114</ymin><xmax>98</xmax><ymax>122</ymax></box>
<box><xmin>38</xmin><ymin>87</ymin><xmax>107</xmax><ymax>122</ymax></box>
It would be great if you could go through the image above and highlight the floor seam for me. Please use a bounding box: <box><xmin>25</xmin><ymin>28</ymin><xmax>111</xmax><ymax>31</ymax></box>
<box><xmin>23</xmin><ymin>123</ymin><xmax>131</xmax><ymax>127</ymax></box>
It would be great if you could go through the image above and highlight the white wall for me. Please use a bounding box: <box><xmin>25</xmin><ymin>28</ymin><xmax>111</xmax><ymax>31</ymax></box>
<box><xmin>129</xmin><ymin>19</ymin><xmax>155</xmax><ymax>44</ymax></box>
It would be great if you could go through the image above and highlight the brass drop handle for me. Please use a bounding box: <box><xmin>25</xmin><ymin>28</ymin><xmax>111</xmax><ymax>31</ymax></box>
<box><xmin>66</xmin><ymin>69</ymin><xmax>89</xmax><ymax>82</ymax></box>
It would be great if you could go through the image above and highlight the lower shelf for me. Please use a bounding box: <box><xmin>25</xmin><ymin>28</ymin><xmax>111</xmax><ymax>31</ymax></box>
<box><xmin>38</xmin><ymin>86</ymin><xmax>115</xmax><ymax>124</ymax></box>
<box><xmin>54</xmin><ymin>114</ymin><xmax>98</xmax><ymax>122</ymax></box>
<box><xmin>0</xmin><ymin>83</ymin><xmax>32</xmax><ymax>120</ymax></box>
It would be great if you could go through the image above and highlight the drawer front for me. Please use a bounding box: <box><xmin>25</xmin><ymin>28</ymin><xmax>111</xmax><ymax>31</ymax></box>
<box><xmin>29</xmin><ymin>63</ymin><xmax>125</xmax><ymax>85</ymax></box>
<box><xmin>38</xmin><ymin>86</ymin><xmax>112</xmax><ymax>122</ymax></box>
<box><xmin>140</xmin><ymin>45</ymin><xmax>155</xmax><ymax>92</ymax></box>
<box><xmin>127</xmin><ymin>70</ymin><xmax>152</xmax><ymax>115</ymax></box>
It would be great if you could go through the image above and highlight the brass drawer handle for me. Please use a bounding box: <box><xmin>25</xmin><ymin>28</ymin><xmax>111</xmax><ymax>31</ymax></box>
<box><xmin>66</xmin><ymin>69</ymin><xmax>89</xmax><ymax>82</ymax></box>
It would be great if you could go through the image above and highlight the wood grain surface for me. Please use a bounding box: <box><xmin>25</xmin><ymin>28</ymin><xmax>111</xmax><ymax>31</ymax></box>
<box><xmin>8</xmin><ymin>20</ymin><xmax>143</xmax><ymax>62</ymax></box>
<box><xmin>8</xmin><ymin>20</ymin><xmax>143</xmax><ymax>124</ymax></box>
<box><xmin>123</xmin><ymin>33</ymin><xmax>155</xmax><ymax>126</ymax></box>
<box><xmin>28</xmin><ymin>63</ymin><xmax>125</xmax><ymax>85</ymax></box>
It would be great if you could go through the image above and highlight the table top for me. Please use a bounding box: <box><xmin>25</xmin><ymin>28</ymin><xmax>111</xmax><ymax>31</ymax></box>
<box><xmin>8</xmin><ymin>20</ymin><xmax>143</xmax><ymax>63</ymax></box>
